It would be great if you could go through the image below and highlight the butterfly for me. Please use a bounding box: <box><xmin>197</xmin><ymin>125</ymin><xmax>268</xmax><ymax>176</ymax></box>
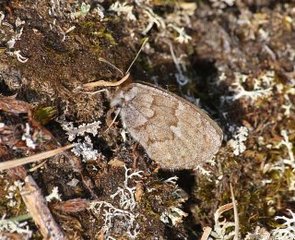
<box><xmin>110</xmin><ymin>82</ymin><xmax>223</xmax><ymax>169</ymax></box>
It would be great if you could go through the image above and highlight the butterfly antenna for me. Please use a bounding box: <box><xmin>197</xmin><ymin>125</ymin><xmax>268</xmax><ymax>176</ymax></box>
<box><xmin>126</xmin><ymin>37</ymin><xmax>149</xmax><ymax>74</ymax></box>
<box><xmin>82</xmin><ymin>38</ymin><xmax>148</xmax><ymax>91</ymax></box>
<box><xmin>98</xmin><ymin>57</ymin><xmax>124</xmax><ymax>76</ymax></box>
<box><xmin>104</xmin><ymin>108</ymin><xmax>121</xmax><ymax>132</ymax></box>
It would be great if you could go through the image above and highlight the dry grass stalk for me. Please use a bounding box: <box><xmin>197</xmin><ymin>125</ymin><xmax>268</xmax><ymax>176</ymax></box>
<box><xmin>0</xmin><ymin>144</ymin><xmax>74</xmax><ymax>171</ymax></box>
<box><xmin>230</xmin><ymin>183</ymin><xmax>240</xmax><ymax>240</ymax></box>
<box><xmin>200</xmin><ymin>226</ymin><xmax>212</xmax><ymax>240</ymax></box>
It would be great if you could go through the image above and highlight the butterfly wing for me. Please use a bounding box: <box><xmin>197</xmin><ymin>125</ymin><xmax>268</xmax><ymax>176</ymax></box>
<box><xmin>112</xmin><ymin>83</ymin><xmax>222</xmax><ymax>169</ymax></box>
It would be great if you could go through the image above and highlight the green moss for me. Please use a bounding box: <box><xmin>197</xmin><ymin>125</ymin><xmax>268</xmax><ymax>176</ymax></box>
<box><xmin>33</xmin><ymin>106</ymin><xmax>57</xmax><ymax>125</ymax></box>
<box><xmin>78</xmin><ymin>21</ymin><xmax>117</xmax><ymax>46</ymax></box>
<box><xmin>92</xmin><ymin>27</ymin><xmax>117</xmax><ymax>46</ymax></box>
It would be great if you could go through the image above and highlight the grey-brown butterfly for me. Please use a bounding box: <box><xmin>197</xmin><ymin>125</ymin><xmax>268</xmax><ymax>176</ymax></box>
<box><xmin>111</xmin><ymin>82</ymin><xmax>223</xmax><ymax>169</ymax></box>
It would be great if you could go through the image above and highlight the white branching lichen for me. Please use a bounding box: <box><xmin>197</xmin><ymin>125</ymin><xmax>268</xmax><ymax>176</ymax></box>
<box><xmin>5</xmin><ymin>180</ymin><xmax>24</xmax><ymax>208</ymax></box>
<box><xmin>93</xmin><ymin>5</ymin><xmax>105</xmax><ymax>19</ymax></box>
<box><xmin>61</xmin><ymin>121</ymin><xmax>101</xmax><ymax>142</ymax></box>
<box><xmin>209</xmin><ymin>0</ymin><xmax>235</xmax><ymax>9</ymax></box>
<box><xmin>216</xmin><ymin>72</ymin><xmax>227</xmax><ymax>85</ymax></box>
<box><xmin>61</xmin><ymin>121</ymin><xmax>101</xmax><ymax>161</ymax></box>
<box><xmin>272</xmin><ymin>209</ymin><xmax>295</xmax><ymax>240</ymax></box>
<box><xmin>0</xmin><ymin>11</ymin><xmax>5</xmax><ymax>25</ymax></box>
<box><xmin>164</xmin><ymin>176</ymin><xmax>179</xmax><ymax>185</ymax></box>
<box><xmin>71</xmin><ymin>2</ymin><xmax>91</xmax><ymax>19</ymax></box>
<box><xmin>168</xmin><ymin>42</ymin><xmax>189</xmax><ymax>86</ymax></box>
<box><xmin>160</xmin><ymin>207</ymin><xmax>188</xmax><ymax>226</ymax></box>
<box><xmin>110</xmin><ymin>166</ymin><xmax>143</xmax><ymax>210</ymax></box>
<box><xmin>21</xmin><ymin>123</ymin><xmax>36</xmax><ymax>149</ymax></box>
<box><xmin>168</xmin><ymin>24</ymin><xmax>192</xmax><ymax>44</ymax></box>
<box><xmin>209</xmin><ymin>206</ymin><xmax>236</xmax><ymax>240</ymax></box>
<box><xmin>209</xmin><ymin>209</ymin><xmax>295</xmax><ymax>239</ymax></box>
<box><xmin>281</xmin><ymin>84</ymin><xmax>293</xmax><ymax>117</ymax></box>
<box><xmin>224</xmin><ymin>71</ymin><xmax>275</xmax><ymax>102</ymax></box>
<box><xmin>277</xmin><ymin>130</ymin><xmax>295</xmax><ymax>168</ymax></box>
<box><xmin>270</xmin><ymin>130</ymin><xmax>295</xmax><ymax>175</ymax></box>
<box><xmin>160</xmin><ymin>176</ymin><xmax>188</xmax><ymax>226</ymax></box>
<box><xmin>141</xmin><ymin>6</ymin><xmax>166</xmax><ymax>35</ymax></box>
<box><xmin>0</xmin><ymin>215</ymin><xmax>32</xmax><ymax>238</ymax></box>
<box><xmin>228</xmin><ymin>126</ymin><xmax>249</xmax><ymax>156</ymax></box>
<box><xmin>89</xmin><ymin>201</ymin><xmax>140</xmax><ymax>239</ymax></box>
<box><xmin>109</xmin><ymin>2</ymin><xmax>136</xmax><ymax>21</ymax></box>
<box><xmin>4</xmin><ymin>15</ymin><xmax>28</xmax><ymax>63</ymax></box>
<box><xmin>195</xmin><ymin>164</ymin><xmax>214</xmax><ymax>178</ymax></box>
<box><xmin>72</xmin><ymin>135</ymin><xmax>98</xmax><ymax>161</ymax></box>
<box><xmin>244</xmin><ymin>226</ymin><xmax>271</xmax><ymax>240</ymax></box>
<box><xmin>8</xmin><ymin>50</ymin><xmax>28</xmax><ymax>63</ymax></box>
<box><xmin>49</xmin><ymin>0</ymin><xmax>63</xmax><ymax>17</ymax></box>
<box><xmin>89</xmin><ymin>166</ymin><xmax>142</xmax><ymax>239</ymax></box>
<box><xmin>282</xmin><ymin>102</ymin><xmax>292</xmax><ymax>117</ymax></box>
<box><xmin>45</xmin><ymin>186</ymin><xmax>62</xmax><ymax>202</ymax></box>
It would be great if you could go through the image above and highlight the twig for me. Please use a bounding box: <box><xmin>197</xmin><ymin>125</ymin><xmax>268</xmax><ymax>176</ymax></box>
<box><xmin>98</xmin><ymin>57</ymin><xmax>124</xmax><ymax>76</ymax></box>
<box><xmin>0</xmin><ymin>144</ymin><xmax>75</xmax><ymax>171</ymax></box>
<box><xmin>200</xmin><ymin>226</ymin><xmax>212</xmax><ymax>240</ymax></box>
<box><xmin>230</xmin><ymin>183</ymin><xmax>240</xmax><ymax>240</ymax></box>
<box><xmin>21</xmin><ymin>175</ymin><xmax>66</xmax><ymax>239</ymax></box>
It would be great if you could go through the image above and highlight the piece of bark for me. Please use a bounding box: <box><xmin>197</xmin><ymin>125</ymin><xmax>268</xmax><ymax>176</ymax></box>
<box><xmin>20</xmin><ymin>176</ymin><xmax>66</xmax><ymax>240</ymax></box>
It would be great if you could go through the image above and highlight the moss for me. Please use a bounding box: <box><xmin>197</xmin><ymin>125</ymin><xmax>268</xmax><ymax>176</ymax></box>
<box><xmin>33</xmin><ymin>106</ymin><xmax>57</xmax><ymax>125</ymax></box>
<box><xmin>78</xmin><ymin>21</ymin><xmax>117</xmax><ymax>47</ymax></box>
<box><xmin>92</xmin><ymin>27</ymin><xmax>117</xmax><ymax>46</ymax></box>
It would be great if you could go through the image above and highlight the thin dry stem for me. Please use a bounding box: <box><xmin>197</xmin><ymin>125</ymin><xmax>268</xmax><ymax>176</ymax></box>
<box><xmin>98</xmin><ymin>57</ymin><xmax>124</xmax><ymax>76</ymax></box>
<box><xmin>0</xmin><ymin>144</ymin><xmax>74</xmax><ymax>171</ymax></box>
<box><xmin>230</xmin><ymin>183</ymin><xmax>240</xmax><ymax>240</ymax></box>
<box><xmin>200</xmin><ymin>226</ymin><xmax>212</xmax><ymax>240</ymax></box>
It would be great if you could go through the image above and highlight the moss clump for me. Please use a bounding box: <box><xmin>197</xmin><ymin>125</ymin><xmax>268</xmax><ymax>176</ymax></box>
<box><xmin>33</xmin><ymin>106</ymin><xmax>57</xmax><ymax>125</ymax></box>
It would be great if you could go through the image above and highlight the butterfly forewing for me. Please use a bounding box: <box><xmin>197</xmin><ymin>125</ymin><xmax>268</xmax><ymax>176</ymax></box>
<box><xmin>111</xmin><ymin>83</ymin><xmax>222</xmax><ymax>169</ymax></box>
